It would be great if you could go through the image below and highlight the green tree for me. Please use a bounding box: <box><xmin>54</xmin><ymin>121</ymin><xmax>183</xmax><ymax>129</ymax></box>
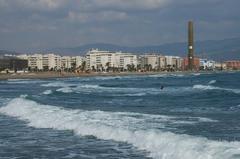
<box><xmin>81</xmin><ymin>61</ymin><xmax>86</xmax><ymax>72</ymax></box>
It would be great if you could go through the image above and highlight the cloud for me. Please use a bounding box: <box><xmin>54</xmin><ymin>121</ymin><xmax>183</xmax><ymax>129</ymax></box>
<box><xmin>89</xmin><ymin>0</ymin><xmax>170</xmax><ymax>10</ymax></box>
<box><xmin>0</xmin><ymin>0</ymin><xmax>67</xmax><ymax>10</ymax></box>
<box><xmin>0</xmin><ymin>0</ymin><xmax>239</xmax><ymax>51</ymax></box>
<box><xmin>68</xmin><ymin>10</ymin><xmax>128</xmax><ymax>23</ymax></box>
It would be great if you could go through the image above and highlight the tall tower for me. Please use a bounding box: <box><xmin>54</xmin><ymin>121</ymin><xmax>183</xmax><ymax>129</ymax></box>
<box><xmin>188</xmin><ymin>21</ymin><xmax>194</xmax><ymax>71</ymax></box>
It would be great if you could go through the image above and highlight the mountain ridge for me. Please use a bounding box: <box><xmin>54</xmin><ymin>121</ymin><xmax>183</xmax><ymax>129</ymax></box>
<box><xmin>1</xmin><ymin>37</ymin><xmax>240</xmax><ymax>61</ymax></box>
<box><xmin>47</xmin><ymin>37</ymin><xmax>240</xmax><ymax>60</ymax></box>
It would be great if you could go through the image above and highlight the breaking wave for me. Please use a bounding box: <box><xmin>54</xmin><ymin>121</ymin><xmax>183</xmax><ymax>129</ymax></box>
<box><xmin>53</xmin><ymin>83</ymin><xmax>193</xmax><ymax>96</ymax></box>
<box><xmin>56</xmin><ymin>87</ymin><xmax>73</xmax><ymax>93</ymax></box>
<box><xmin>94</xmin><ymin>76</ymin><xmax>122</xmax><ymax>80</ymax></box>
<box><xmin>1</xmin><ymin>98</ymin><xmax>239</xmax><ymax>159</ymax></box>
<box><xmin>41</xmin><ymin>82</ymin><xmax>74</xmax><ymax>87</ymax></box>
<box><xmin>7</xmin><ymin>79</ymin><xmax>45</xmax><ymax>84</ymax></box>
<box><xmin>41</xmin><ymin>80</ymin><xmax>196</xmax><ymax>95</ymax></box>
<box><xmin>42</xmin><ymin>90</ymin><xmax>53</xmax><ymax>95</ymax></box>
<box><xmin>193</xmin><ymin>73</ymin><xmax>201</xmax><ymax>76</ymax></box>
<box><xmin>149</xmin><ymin>74</ymin><xmax>185</xmax><ymax>78</ymax></box>
<box><xmin>208</xmin><ymin>80</ymin><xmax>217</xmax><ymax>85</ymax></box>
<box><xmin>193</xmin><ymin>85</ymin><xmax>240</xmax><ymax>94</ymax></box>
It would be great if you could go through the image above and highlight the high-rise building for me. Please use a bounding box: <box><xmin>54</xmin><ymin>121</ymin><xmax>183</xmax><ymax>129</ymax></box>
<box><xmin>188</xmin><ymin>21</ymin><xmax>194</xmax><ymax>71</ymax></box>
<box><xmin>139</xmin><ymin>55</ymin><xmax>167</xmax><ymax>71</ymax></box>
<box><xmin>86</xmin><ymin>49</ymin><xmax>115</xmax><ymax>70</ymax></box>
<box><xmin>114</xmin><ymin>52</ymin><xmax>137</xmax><ymax>70</ymax></box>
<box><xmin>86</xmin><ymin>49</ymin><xmax>137</xmax><ymax>71</ymax></box>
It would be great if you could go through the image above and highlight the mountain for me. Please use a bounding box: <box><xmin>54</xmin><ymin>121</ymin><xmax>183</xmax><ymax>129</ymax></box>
<box><xmin>48</xmin><ymin>37</ymin><xmax>240</xmax><ymax>61</ymax></box>
<box><xmin>0</xmin><ymin>50</ymin><xmax>21</xmax><ymax>55</ymax></box>
<box><xmin>1</xmin><ymin>37</ymin><xmax>239</xmax><ymax>61</ymax></box>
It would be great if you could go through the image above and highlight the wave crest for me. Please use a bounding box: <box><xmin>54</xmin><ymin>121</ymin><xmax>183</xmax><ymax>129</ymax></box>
<box><xmin>0</xmin><ymin>98</ymin><xmax>239</xmax><ymax>159</ymax></box>
<box><xmin>193</xmin><ymin>85</ymin><xmax>240</xmax><ymax>94</ymax></box>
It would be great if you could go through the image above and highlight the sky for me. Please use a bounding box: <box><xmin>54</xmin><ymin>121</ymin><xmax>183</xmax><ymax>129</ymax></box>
<box><xmin>0</xmin><ymin>0</ymin><xmax>239</xmax><ymax>52</ymax></box>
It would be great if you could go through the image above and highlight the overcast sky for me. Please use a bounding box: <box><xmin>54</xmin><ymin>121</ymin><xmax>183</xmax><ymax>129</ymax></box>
<box><xmin>0</xmin><ymin>0</ymin><xmax>239</xmax><ymax>52</ymax></box>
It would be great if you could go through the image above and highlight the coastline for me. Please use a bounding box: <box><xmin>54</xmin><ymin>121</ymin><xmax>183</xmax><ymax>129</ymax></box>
<box><xmin>0</xmin><ymin>70</ymin><xmax>237</xmax><ymax>80</ymax></box>
<box><xmin>0</xmin><ymin>72</ymin><xmax>159</xmax><ymax>80</ymax></box>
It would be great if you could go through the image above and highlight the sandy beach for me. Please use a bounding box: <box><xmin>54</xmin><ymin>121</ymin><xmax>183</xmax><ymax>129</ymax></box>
<box><xmin>0</xmin><ymin>71</ymin><xmax>161</xmax><ymax>80</ymax></box>
<box><xmin>0</xmin><ymin>70</ymin><xmax>234</xmax><ymax>80</ymax></box>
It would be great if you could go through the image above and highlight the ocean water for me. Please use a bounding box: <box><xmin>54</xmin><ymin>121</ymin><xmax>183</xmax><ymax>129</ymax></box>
<box><xmin>0</xmin><ymin>72</ymin><xmax>240</xmax><ymax>159</ymax></box>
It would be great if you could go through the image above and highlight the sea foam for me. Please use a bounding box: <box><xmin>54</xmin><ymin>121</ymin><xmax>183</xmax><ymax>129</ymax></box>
<box><xmin>7</xmin><ymin>79</ymin><xmax>45</xmax><ymax>84</ymax></box>
<box><xmin>0</xmin><ymin>98</ymin><xmax>239</xmax><ymax>159</ymax></box>
<box><xmin>193</xmin><ymin>85</ymin><xmax>240</xmax><ymax>94</ymax></box>
<box><xmin>208</xmin><ymin>80</ymin><xmax>217</xmax><ymax>85</ymax></box>
<box><xmin>42</xmin><ymin>90</ymin><xmax>53</xmax><ymax>95</ymax></box>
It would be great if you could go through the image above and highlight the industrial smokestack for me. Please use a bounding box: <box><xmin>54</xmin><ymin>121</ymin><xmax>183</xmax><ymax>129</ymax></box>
<box><xmin>188</xmin><ymin>21</ymin><xmax>194</xmax><ymax>71</ymax></box>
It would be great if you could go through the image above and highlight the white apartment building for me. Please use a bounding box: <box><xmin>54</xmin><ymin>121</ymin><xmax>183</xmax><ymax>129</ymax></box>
<box><xmin>44</xmin><ymin>54</ymin><xmax>61</xmax><ymax>70</ymax></box>
<box><xmin>200</xmin><ymin>59</ymin><xmax>215</xmax><ymax>70</ymax></box>
<box><xmin>18</xmin><ymin>53</ymin><xmax>74</xmax><ymax>70</ymax></box>
<box><xmin>75</xmin><ymin>56</ymin><xmax>85</xmax><ymax>68</ymax></box>
<box><xmin>61</xmin><ymin>56</ymin><xmax>84</xmax><ymax>69</ymax></box>
<box><xmin>139</xmin><ymin>55</ymin><xmax>166</xmax><ymax>70</ymax></box>
<box><xmin>86</xmin><ymin>49</ymin><xmax>115</xmax><ymax>70</ymax></box>
<box><xmin>27</xmin><ymin>54</ymin><xmax>43</xmax><ymax>70</ymax></box>
<box><xmin>25</xmin><ymin>53</ymin><xmax>61</xmax><ymax>70</ymax></box>
<box><xmin>61</xmin><ymin>56</ymin><xmax>72</xmax><ymax>69</ymax></box>
<box><xmin>165</xmin><ymin>56</ymin><xmax>182</xmax><ymax>69</ymax></box>
<box><xmin>114</xmin><ymin>52</ymin><xmax>137</xmax><ymax>69</ymax></box>
<box><xmin>86</xmin><ymin>49</ymin><xmax>137</xmax><ymax>70</ymax></box>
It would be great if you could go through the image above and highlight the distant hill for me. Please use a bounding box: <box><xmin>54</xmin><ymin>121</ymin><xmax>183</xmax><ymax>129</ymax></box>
<box><xmin>0</xmin><ymin>50</ymin><xmax>21</xmax><ymax>55</ymax></box>
<box><xmin>1</xmin><ymin>37</ymin><xmax>239</xmax><ymax>61</ymax></box>
<box><xmin>48</xmin><ymin>37</ymin><xmax>240</xmax><ymax>61</ymax></box>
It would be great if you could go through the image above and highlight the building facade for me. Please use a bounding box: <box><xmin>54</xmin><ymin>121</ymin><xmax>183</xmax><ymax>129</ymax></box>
<box><xmin>17</xmin><ymin>54</ymin><xmax>84</xmax><ymax>71</ymax></box>
<box><xmin>27</xmin><ymin>54</ymin><xmax>43</xmax><ymax>70</ymax></box>
<box><xmin>226</xmin><ymin>61</ymin><xmax>240</xmax><ymax>70</ymax></box>
<box><xmin>139</xmin><ymin>55</ymin><xmax>167</xmax><ymax>71</ymax></box>
<box><xmin>114</xmin><ymin>52</ymin><xmax>137</xmax><ymax>70</ymax></box>
<box><xmin>199</xmin><ymin>59</ymin><xmax>215</xmax><ymax>70</ymax></box>
<box><xmin>86</xmin><ymin>49</ymin><xmax>115</xmax><ymax>71</ymax></box>
<box><xmin>165</xmin><ymin>56</ymin><xmax>183</xmax><ymax>70</ymax></box>
<box><xmin>86</xmin><ymin>49</ymin><xmax>137</xmax><ymax>71</ymax></box>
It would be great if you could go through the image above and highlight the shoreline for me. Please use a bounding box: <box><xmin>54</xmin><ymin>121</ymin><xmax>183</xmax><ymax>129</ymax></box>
<box><xmin>0</xmin><ymin>71</ymin><xmax>238</xmax><ymax>80</ymax></box>
<box><xmin>0</xmin><ymin>72</ymin><xmax>158</xmax><ymax>80</ymax></box>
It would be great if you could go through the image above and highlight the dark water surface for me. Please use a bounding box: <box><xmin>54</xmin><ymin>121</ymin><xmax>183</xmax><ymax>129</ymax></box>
<box><xmin>0</xmin><ymin>72</ymin><xmax>240</xmax><ymax>159</ymax></box>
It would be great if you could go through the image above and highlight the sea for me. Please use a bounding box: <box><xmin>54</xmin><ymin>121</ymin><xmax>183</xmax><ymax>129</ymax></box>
<box><xmin>0</xmin><ymin>72</ymin><xmax>240</xmax><ymax>159</ymax></box>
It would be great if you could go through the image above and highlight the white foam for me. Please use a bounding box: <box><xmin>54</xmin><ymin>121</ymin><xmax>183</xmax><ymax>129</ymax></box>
<box><xmin>56</xmin><ymin>87</ymin><xmax>73</xmax><ymax>93</ymax></box>
<box><xmin>229</xmin><ymin>104</ymin><xmax>240</xmax><ymax>111</ymax></box>
<box><xmin>8</xmin><ymin>79</ymin><xmax>31</xmax><ymax>81</ymax></box>
<box><xmin>193</xmin><ymin>85</ymin><xmax>240</xmax><ymax>94</ymax></box>
<box><xmin>1</xmin><ymin>98</ymin><xmax>239</xmax><ymax>159</ymax></box>
<box><xmin>94</xmin><ymin>76</ymin><xmax>122</xmax><ymax>80</ymax></box>
<box><xmin>115</xmin><ymin>93</ymin><xmax>147</xmax><ymax>97</ymax></box>
<box><xmin>208</xmin><ymin>80</ymin><xmax>217</xmax><ymax>85</ymax></box>
<box><xmin>7</xmin><ymin>79</ymin><xmax>45</xmax><ymax>84</ymax></box>
<box><xmin>196</xmin><ymin>117</ymin><xmax>218</xmax><ymax>123</ymax></box>
<box><xmin>42</xmin><ymin>90</ymin><xmax>53</xmax><ymax>95</ymax></box>
<box><xmin>20</xmin><ymin>94</ymin><xmax>28</xmax><ymax>98</ymax></box>
<box><xmin>41</xmin><ymin>82</ymin><xmax>74</xmax><ymax>88</ymax></box>
<box><xmin>193</xmin><ymin>73</ymin><xmax>201</xmax><ymax>76</ymax></box>
<box><xmin>53</xmin><ymin>83</ymin><xmax>193</xmax><ymax>96</ymax></box>
<box><xmin>149</xmin><ymin>74</ymin><xmax>185</xmax><ymax>78</ymax></box>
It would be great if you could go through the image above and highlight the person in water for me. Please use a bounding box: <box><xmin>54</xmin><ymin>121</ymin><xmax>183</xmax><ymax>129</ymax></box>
<box><xmin>160</xmin><ymin>86</ymin><xmax>164</xmax><ymax>90</ymax></box>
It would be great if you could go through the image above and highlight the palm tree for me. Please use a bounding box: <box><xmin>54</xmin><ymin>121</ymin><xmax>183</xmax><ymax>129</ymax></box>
<box><xmin>81</xmin><ymin>61</ymin><xmax>86</xmax><ymax>72</ymax></box>
<box><xmin>127</xmin><ymin>64</ymin><xmax>135</xmax><ymax>72</ymax></box>
<box><xmin>106</xmin><ymin>62</ymin><xmax>110</xmax><ymax>72</ymax></box>
<box><xmin>91</xmin><ymin>66</ymin><xmax>96</xmax><ymax>72</ymax></box>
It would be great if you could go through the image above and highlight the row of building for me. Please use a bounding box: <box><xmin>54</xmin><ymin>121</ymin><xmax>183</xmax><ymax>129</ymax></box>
<box><xmin>16</xmin><ymin>54</ymin><xmax>84</xmax><ymax>71</ymax></box>
<box><xmin>1</xmin><ymin>49</ymin><xmax>240</xmax><ymax>73</ymax></box>
<box><xmin>85</xmin><ymin>49</ymin><xmax>233</xmax><ymax>71</ymax></box>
